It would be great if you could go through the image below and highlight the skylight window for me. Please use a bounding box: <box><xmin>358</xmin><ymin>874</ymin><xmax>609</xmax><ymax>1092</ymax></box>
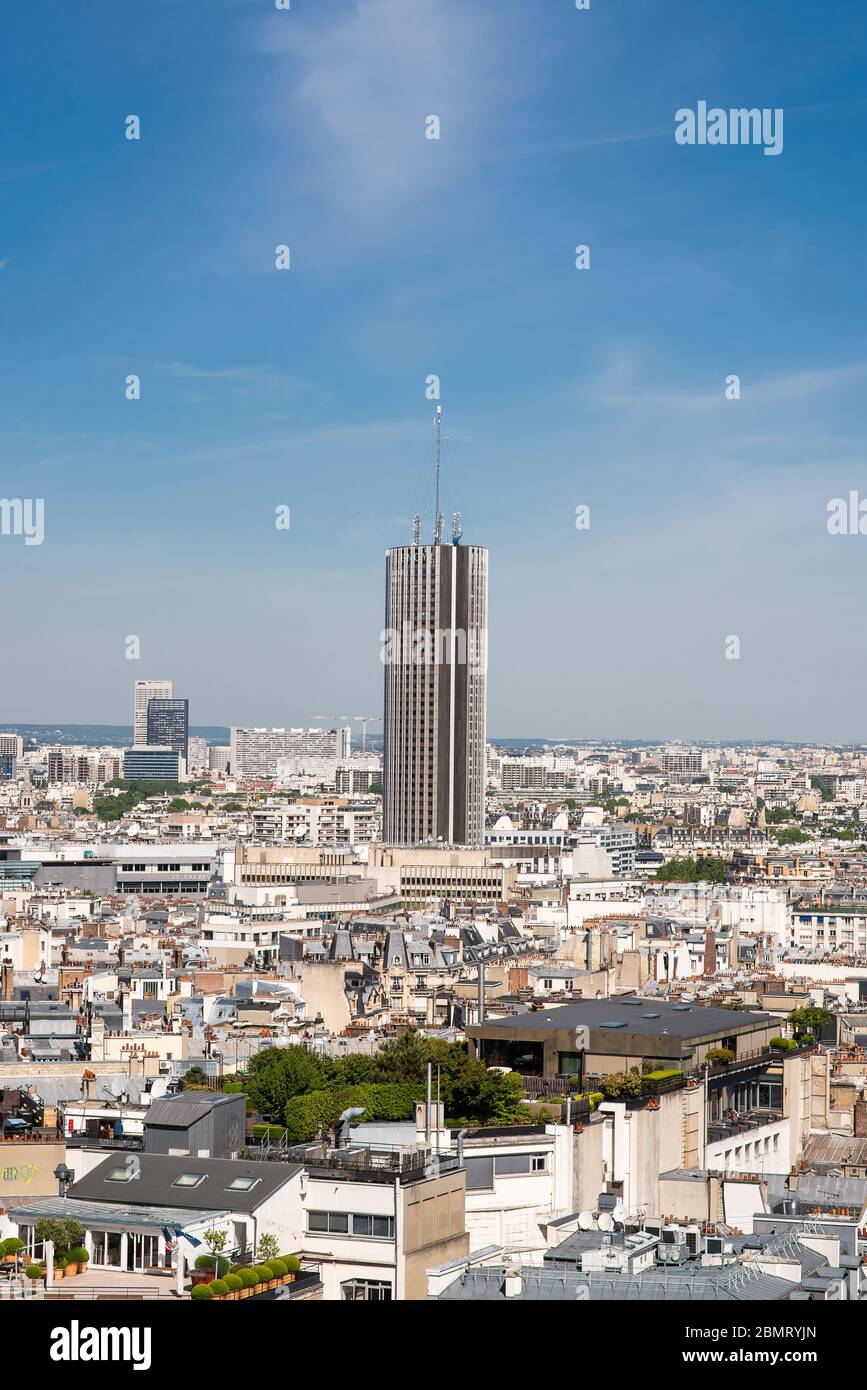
<box><xmin>226</xmin><ymin>1176</ymin><xmax>260</xmax><ymax>1192</ymax></box>
<box><xmin>106</xmin><ymin>1167</ymin><xmax>136</xmax><ymax>1182</ymax></box>
<box><xmin>172</xmin><ymin>1172</ymin><xmax>207</xmax><ymax>1188</ymax></box>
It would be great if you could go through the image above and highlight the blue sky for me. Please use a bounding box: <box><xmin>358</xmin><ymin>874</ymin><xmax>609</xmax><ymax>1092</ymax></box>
<box><xmin>2</xmin><ymin>0</ymin><xmax>867</xmax><ymax>739</ymax></box>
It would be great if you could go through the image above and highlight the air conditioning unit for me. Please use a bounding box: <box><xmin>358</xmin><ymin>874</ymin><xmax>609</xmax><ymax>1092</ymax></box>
<box><xmin>657</xmin><ymin>1241</ymin><xmax>688</xmax><ymax>1265</ymax></box>
<box><xmin>684</xmin><ymin>1224</ymin><xmax>703</xmax><ymax>1257</ymax></box>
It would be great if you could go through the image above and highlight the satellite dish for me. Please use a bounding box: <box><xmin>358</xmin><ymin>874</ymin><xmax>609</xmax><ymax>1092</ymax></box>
<box><xmin>612</xmin><ymin>1203</ymin><xmax>627</xmax><ymax>1223</ymax></box>
<box><xmin>597</xmin><ymin>1212</ymin><xmax>614</xmax><ymax>1232</ymax></box>
<box><xmin>293</xmin><ymin>825</ymin><xmax>308</xmax><ymax>839</ymax></box>
<box><xmin>109</xmin><ymin>1076</ymin><xmax>127</xmax><ymax>1098</ymax></box>
<box><xmin>149</xmin><ymin>1078</ymin><xmax>168</xmax><ymax>1099</ymax></box>
<box><xmin>577</xmin><ymin>1211</ymin><xmax>593</xmax><ymax>1231</ymax></box>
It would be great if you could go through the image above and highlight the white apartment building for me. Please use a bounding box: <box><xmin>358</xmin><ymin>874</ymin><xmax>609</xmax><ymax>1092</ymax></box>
<box><xmin>249</xmin><ymin>801</ymin><xmax>380</xmax><ymax>848</ymax></box>
<box><xmin>230</xmin><ymin>727</ymin><xmax>351</xmax><ymax>780</ymax></box>
<box><xmin>133</xmin><ymin>679</ymin><xmax>174</xmax><ymax>746</ymax></box>
<box><xmin>789</xmin><ymin>906</ymin><xmax>867</xmax><ymax>955</ymax></box>
<box><xmin>565</xmin><ymin>825</ymin><xmax>636</xmax><ymax>879</ymax></box>
<box><xmin>462</xmin><ymin>1125</ymin><xmax>574</xmax><ymax>1253</ymax></box>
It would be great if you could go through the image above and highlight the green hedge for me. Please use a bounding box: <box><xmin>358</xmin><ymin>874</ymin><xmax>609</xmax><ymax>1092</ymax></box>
<box><xmin>643</xmin><ymin>1069</ymin><xmax>684</xmax><ymax>1084</ymax></box>
<box><xmin>252</xmin><ymin>1124</ymin><xmax>287</xmax><ymax>1141</ymax></box>
<box><xmin>283</xmin><ymin>1083</ymin><xmax>423</xmax><ymax>1143</ymax></box>
<box><xmin>769</xmin><ymin>1036</ymin><xmax>797</xmax><ymax>1051</ymax></box>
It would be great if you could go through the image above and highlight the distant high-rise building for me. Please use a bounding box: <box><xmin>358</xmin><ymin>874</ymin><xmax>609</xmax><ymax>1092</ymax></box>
<box><xmin>382</xmin><ymin>540</ymin><xmax>488</xmax><ymax>847</ymax></box>
<box><xmin>187</xmin><ymin>736</ymin><xmax>209</xmax><ymax>772</ymax></box>
<box><xmin>147</xmin><ymin>698</ymin><xmax>189</xmax><ymax>760</ymax></box>
<box><xmin>0</xmin><ymin>734</ymin><xmax>24</xmax><ymax>761</ymax></box>
<box><xmin>209</xmin><ymin>744</ymin><xmax>231</xmax><ymax>775</ymax></box>
<box><xmin>660</xmin><ymin>749</ymin><xmax>704</xmax><ymax>776</ymax></box>
<box><xmin>134</xmin><ymin>679</ymin><xmax>174</xmax><ymax>744</ymax></box>
<box><xmin>123</xmin><ymin>746</ymin><xmax>180</xmax><ymax>782</ymax></box>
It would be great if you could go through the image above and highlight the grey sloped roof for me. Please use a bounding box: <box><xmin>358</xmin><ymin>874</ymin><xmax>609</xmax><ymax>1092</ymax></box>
<box><xmin>68</xmin><ymin>1152</ymin><xmax>301</xmax><ymax>1213</ymax></box>
<box><xmin>385</xmin><ymin>931</ymin><xmax>408</xmax><ymax>968</ymax></box>
<box><xmin>144</xmin><ymin>1091</ymin><xmax>237</xmax><ymax>1128</ymax></box>
<box><xmin>766</xmin><ymin>1171</ymin><xmax>867</xmax><ymax>1213</ymax></box>
<box><xmin>802</xmin><ymin>1132</ymin><xmax>867</xmax><ymax>1170</ymax></box>
<box><xmin>329</xmin><ymin>929</ymin><xmax>354</xmax><ymax>961</ymax></box>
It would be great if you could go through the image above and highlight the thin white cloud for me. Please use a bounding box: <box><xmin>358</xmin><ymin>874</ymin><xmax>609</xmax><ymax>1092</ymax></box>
<box><xmin>253</xmin><ymin>0</ymin><xmax>516</xmax><ymax>221</ymax></box>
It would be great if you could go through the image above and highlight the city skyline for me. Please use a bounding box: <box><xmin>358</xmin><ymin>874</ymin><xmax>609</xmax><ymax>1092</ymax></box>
<box><xmin>2</xmin><ymin>0</ymin><xmax>866</xmax><ymax>740</ymax></box>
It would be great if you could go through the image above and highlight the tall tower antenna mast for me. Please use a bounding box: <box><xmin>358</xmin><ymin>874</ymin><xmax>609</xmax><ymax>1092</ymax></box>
<box><xmin>433</xmin><ymin>404</ymin><xmax>443</xmax><ymax>544</ymax></box>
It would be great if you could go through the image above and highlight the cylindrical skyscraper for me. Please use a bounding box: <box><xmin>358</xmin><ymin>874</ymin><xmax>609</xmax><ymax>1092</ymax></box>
<box><xmin>382</xmin><ymin>540</ymin><xmax>488</xmax><ymax>848</ymax></box>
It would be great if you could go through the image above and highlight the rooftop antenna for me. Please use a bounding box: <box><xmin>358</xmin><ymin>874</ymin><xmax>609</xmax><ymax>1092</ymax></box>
<box><xmin>433</xmin><ymin>404</ymin><xmax>443</xmax><ymax>544</ymax></box>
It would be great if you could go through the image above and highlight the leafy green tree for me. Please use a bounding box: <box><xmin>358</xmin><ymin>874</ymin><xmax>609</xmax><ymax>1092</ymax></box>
<box><xmin>245</xmin><ymin>1046</ymin><xmax>327</xmax><ymax>1115</ymax></box>
<box><xmin>788</xmin><ymin>1006</ymin><xmax>832</xmax><ymax>1039</ymax></box>
<box><xmin>256</xmin><ymin>1233</ymin><xmax>279</xmax><ymax>1262</ymax></box>
<box><xmin>370</xmin><ymin>1027</ymin><xmax>431</xmax><ymax>1084</ymax></box>
<box><xmin>445</xmin><ymin>1060</ymin><xmax>525</xmax><ymax>1124</ymax></box>
<box><xmin>655</xmin><ymin>857</ymin><xmax>728</xmax><ymax>884</ymax></box>
<box><xmin>810</xmin><ymin>776</ymin><xmax>835</xmax><ymax>802</ymax></box>
<box><xmin>329</xmin><ymin>1053</ymin><xmax>377</xmax><ymax>1086</ymax></box>
<box><xmin>181</xmin><ymin>1066</ymin><xmax>210</xmax><ymax>1090</ymax></box>
<box><xmin>774</xmin><ymin>826</ymin><xmax>809</xmax><ymax>845</ymax></box>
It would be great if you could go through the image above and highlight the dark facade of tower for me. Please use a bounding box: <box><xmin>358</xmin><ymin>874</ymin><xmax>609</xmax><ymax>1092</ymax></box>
<box><xmin>146</xmin><ymin>697</ymin><xmax>189</xmax><ymax>761</ymax></box>
<box><xmin>382</xmin><ymin>542</ymin><xmax>487</xmax><ymax>848</ymax></box>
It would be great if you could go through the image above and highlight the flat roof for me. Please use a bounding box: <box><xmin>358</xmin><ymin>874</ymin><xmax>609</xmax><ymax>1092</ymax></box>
<box><xmin>467</xmin><ymin>997</ymin><xmax>772</xmax><ymax>1041</ymax></box>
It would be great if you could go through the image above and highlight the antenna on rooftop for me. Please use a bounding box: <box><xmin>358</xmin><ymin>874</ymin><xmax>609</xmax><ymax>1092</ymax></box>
<box><xmin>433</xmin><ymin>404</ymin><xmax>443</xmax><ymax>544</ymax></box>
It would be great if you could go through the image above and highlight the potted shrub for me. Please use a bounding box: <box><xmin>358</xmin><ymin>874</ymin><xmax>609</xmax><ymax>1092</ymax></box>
<box><xmin>224</xmin><ymin>1273</ymin><xmax>243</xmax><ymax>1301</ymax></box>
<box><xmin>269</xmin><ymin>1259</ymin><xmax>288</xmax><ymax>1285</ymax></box>
<box><xmin>191</xmin><ymin>1282</ymin><xmax>214</xmax><ymax>1301</ymax></box>
<box><xmin>705</xmin><ymin>1047</ymin><xmax>735</xmax><ymax>1067</ymax></box>
<box><xmin>252</xmin><ymin>1265</ymin><xmax>270</xmax><ymax>1291</ymax></box>
<box><xmin>238</xmin><ymin>1268</ymin><xmax>258</xmax><ymax>1299</ymax></box>
<box><xmin>54</xmin><ymin>1254</ymin><xmax>69</xmax><ymax>1278</ymax></box>
<box><xmin>25</xmin><ymin>1265</ymin><xmax>43</xmax><ymax>1285</ymax></box>
<box><xmin>192</xmin><ymin>1254</ymin><xmax>216</xmax><ymax>1287</ymax></box>
<box><xmin>260</xmin><ymin>1264</ymin><xmax>279</xmax><ymax>1291</ymax></box>
<box><xmin>1</xmin><ymin>1238</ymin><xmax>24</xmax><ymax>1266</ymax></box>
<box><xmin>284</xmin><ymin>1255</ymin><xmax>301</xmax><ymax>1284</ymax></box>
<box><xmin>209</xmin><ymin>1278</ymin><xmax>229</xmax><ymax>1302</ymax></box>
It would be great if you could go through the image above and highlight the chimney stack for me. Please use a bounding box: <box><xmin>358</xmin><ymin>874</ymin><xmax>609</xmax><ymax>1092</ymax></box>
<box><xmin>503</xmin><ymin>1258</ymin><xmax>523</xmax><ymax>1298</ymax></box>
